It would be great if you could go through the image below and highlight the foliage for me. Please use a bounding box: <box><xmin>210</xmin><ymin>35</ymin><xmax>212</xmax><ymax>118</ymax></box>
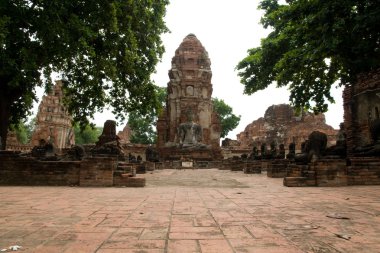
<box><xmin>212</xmin><ymin>98</ymin><xmax>241</xmax><ymax>138</ymax></box>
<box><xmin>74</xmin><ymin>124</ymin><xmax>103</xmax><ymax>145</ymax></box>
<box><xmin>128</xmin><ymin>112</ymin><xmax>157</xmax><ymax>144</ymax></box>
<box><xmin>0</xmin><ymin>0</ymin><xmax>169</xmax><ymax>149</ymax></box>
<box><xmin>10</xmin><ymin>117</ymin><xmax>36</xmax><ymax>144</ymax></box>
<box><xmin>128</xmin><ymin>86</ymin><xmax>166</xmax><ymax>144</ymax></box>
<box><xmin>236</xmin><ymin>0</ymin><xmax>380</xmax><ymax>113</ymax></box>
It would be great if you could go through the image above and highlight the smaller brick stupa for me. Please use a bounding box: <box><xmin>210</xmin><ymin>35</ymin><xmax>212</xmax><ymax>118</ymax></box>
<box><xmin>31</xmin><ymin>80</ymin><xmax>74</xmax><ymax>149</ymax></box>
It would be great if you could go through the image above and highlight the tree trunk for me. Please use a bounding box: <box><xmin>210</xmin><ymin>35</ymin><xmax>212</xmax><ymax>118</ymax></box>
<box><xmin>0</xmin><ymin>93</ymin><xmax>11</xmax><ymax>150</ymax></box>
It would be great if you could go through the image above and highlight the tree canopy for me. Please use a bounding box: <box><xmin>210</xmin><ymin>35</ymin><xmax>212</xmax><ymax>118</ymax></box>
<box><xmin>128</xmin><ymin>85</ymin><xmax>166</xmax><ymax>144</ymax></box>
<box><xmin>10</xmin><ymin>117</ymin><xmax>35</xmax><ymax>144</ymax></box>
<box><xmin>0</xmin><ymin>0</ymin><xmax>169</xmax><ymax>149</ymax></box>
<box><xmin>212</xmin><ymin>98</ymin><xmax>241</xmax><ymax>138</ymax></box>
<box><xmin>236</xmin><ymin>0</ymin><xmax>380</xmax><ymax>113</ymax></box>
<box><xmin>74</xmin><ymin>124</ymin><xmax>103</xmax><ymax>145</ymax></box>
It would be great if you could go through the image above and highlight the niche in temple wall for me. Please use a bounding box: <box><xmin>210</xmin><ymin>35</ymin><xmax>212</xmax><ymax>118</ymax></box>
<box><xmin>353</xmin><ymin>88</ymin><xmax>380</xmax><ymax>146</ymax></box>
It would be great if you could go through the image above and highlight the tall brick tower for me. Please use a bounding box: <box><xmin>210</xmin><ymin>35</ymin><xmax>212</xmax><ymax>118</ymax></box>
<box><xmin>157</xmin><ymin>34</ymin><xmax>222</xmax><ymax>160</ymax></box>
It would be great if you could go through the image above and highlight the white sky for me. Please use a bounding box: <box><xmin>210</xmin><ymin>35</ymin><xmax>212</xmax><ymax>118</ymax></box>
<box><xmin>34</xmin><ymin>1</ymin><xmax>344</xmax><ymax>139</ymax></box>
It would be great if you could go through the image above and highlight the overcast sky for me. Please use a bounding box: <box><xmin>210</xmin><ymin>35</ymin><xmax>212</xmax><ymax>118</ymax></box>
<box><xmin>150</xmin><ymin>0</ymin><xmax>344</xmax><ymax>139</ymax></box>
<box><xmin>35</xmin><ymin>1</ymin><xmax>344</xmax><ymax>139</ymax></box>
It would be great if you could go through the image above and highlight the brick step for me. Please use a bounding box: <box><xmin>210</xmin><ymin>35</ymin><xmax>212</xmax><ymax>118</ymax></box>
<box><xmin>117</xmin><ymin>162</ymin><xmax>134</xmax><ymax>165</ymax></box>
<box><xmin>283</xmin><ymin>177</ymin><xmax>308</xmax><ymax>187</ymax></box>
<box><xmin>117</xmin><ymin>164</ymin><xmax>134</xmax><ymax>168</ymax></box>
<box><xmin>243</xmin><ymin>168</ymin><xmax>261</xmax><ymax>174</ymax></box>
<box><xmin>114</xmin><ymin>176</ymin><xmax>145</xmax><ymax>187</ymax></box>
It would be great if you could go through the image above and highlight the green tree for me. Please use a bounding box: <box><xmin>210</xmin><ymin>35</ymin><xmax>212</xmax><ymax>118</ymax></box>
<box><xmin>236</xmin><ymin>0</ymin><xmax>380</xmax><ymax>113</ymax></box>
<box><xmin>128</xmin><ymin>85</ymin><xmax>166</xmax><ymax>144</ymax></box>
<box><xmin>74</xmin><ymin>124</ymin><xmax>103</xmax><ymax>145</ymax></box>
<box><xmin>0</xmin><ymin>0</ymin><xmax>169</xmax><ymax>149</ymax></box>
<box><xmin>212</xmin><ymin>98</ymin><xmax>241</xmax><ymax>138</ymax></box>
<box><xmin>10</xmin><ymin>123</ymin><xmax>28</xmax><ymax>144</ymax></box>
<box><xmin>10</xmin><ymin>117</ymin><xmax>36</xmax><ymax>144</ymax></box>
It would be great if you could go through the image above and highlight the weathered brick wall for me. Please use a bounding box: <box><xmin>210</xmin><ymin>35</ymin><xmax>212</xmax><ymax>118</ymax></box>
<box><xmin>158</xmin><ymin>147</ymin><xmax>219</xmax><ymax>161</ymax></box>
<box><xmin>236</xmin><ymin>104</ymin><xmax>337</xmax><ymax>151</ymax></box>
<box><xmin>113</xmin><ymin>175</ymin><xmax>146</xmax><ymax>187</ymax></box>
<box><xmin>310</xmin><ymin>159</ymin><xmax>348</xmax><ymax>187</ymax></box>
<box><xmin>79</xmin><ymin>157</ymin><xmax>117</xmax><ymax>187</ymax></box>
<box><xmin>348</xmin><ymin>158</ymin><xmax>380</xmax><ymax>185</ymax></box>
<box><xmin>343</xmin><ymin>69</ymin><xmax>380</xmax><ymax>155</ymax></box>
<box><xmin>0</xmin><ymin>152</ymin><xmax>119</xmax><ymax>187</ymax></box>
<box><xmin>122</xmin><ymin>143</ymin><xmax>149</xmax><ymax>161</ymax></box>
<box><xmin>244</xmin><ymin>161</ymin><xmax>261</xmax><ymax>174</ymax></box>
<box><xmin>0</xmin><ymin>151</ymin><xmax>80</xmax><ymax>186</ymax></box>
<box><xmin>267</xmin><ymin>160</ymin><xmax>290</xmax><ymax>178</ymax></box>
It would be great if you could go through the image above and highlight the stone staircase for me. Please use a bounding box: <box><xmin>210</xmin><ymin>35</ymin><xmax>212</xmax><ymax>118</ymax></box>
<box><xmin>113</xmin><ymin>161</ymin><xmax>145</xmax><ymax>187</ymax></box>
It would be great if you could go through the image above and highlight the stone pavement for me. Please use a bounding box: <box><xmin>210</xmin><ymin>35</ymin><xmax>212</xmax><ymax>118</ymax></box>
<box><xmin>1</xmin><ymin>169</ymin><xmax>380</xmax><ymax>253</ymax></box>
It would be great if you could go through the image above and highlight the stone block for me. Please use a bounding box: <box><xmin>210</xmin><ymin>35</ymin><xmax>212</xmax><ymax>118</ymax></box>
<box><xmin>113</xmin><ymin>176</ymin><xmax>146</xmax><ymax>187</ymax></box>
<box><xmin>79</xmin><ymin>157</ymin><xmax>116</xmax><ymax>187</ymax></box>
<box><xmin>244</xmin><ymin>161</ymin><xmax>261</xmax><ymax>174</ymax></box>
<box><xmin>283</xmin><ymin>177</ymin><xmax>309</xmax><ymax>187</ymax></box>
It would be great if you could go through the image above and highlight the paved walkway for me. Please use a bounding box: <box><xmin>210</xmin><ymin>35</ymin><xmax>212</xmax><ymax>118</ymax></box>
<box><xmin>1</xmin><ymin>169</ymin><xmax>380</xmax><ymax>253</ymax></box>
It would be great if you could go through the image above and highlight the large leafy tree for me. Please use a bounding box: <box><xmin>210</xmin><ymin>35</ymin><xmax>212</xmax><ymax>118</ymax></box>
<box><xmin>74</xmin><ymin>124</ymin><xmax>103</xmax><ymax>145</ymax></box>
<box><xmin>128</xmin><ymin>85</ymin><xmax>166</xmax><ymax>144</ymax></box>
<box><xmin>212</xmin><ymin>98</ymin><xmax>241</xmax><ymax>138</ymax></box>
<box><xmin>0</xmin><ymin>0</ymin><xmax>169</xmax><ymax>149</ymax></box>
<box><xmin>236</xmin><ymin>0</ymin><xmax>380</xmax><ymax>113</ymax></box>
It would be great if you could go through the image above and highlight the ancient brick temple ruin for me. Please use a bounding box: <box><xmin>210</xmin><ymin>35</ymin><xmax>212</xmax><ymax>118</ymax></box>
<box><xmin>156</xmin><ymin>34</ymin><xmax>222</xmax><ymax>160</ymax></box>
<box><xmin>343</xmin><ymin>69</ymin><xmax>380</xmax><ymax>156</ymax></box>
<box><xmin>236</xmin><ymin>104</ymin><xmax>337</xmax><ymax>152</ymax></box>
<box><xmin>282</xmin><ymin>69</ymin><xmax>380</xmax><ymax>187</ymax></box>
<box><xmin>31</xmin><ymin>80</ymin><xmax>74</xmax><ymax>149</ymax></box>
<box><xmin>117</xmin><ymin>124</ymin><xmax>132</xmax><ymax>144</ymax></box>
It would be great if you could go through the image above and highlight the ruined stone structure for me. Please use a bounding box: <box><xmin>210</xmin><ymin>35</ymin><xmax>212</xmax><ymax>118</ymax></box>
<box><xmin>343</xmin><ymin>68</ymin><xmax>380</xmax><ymax>156</ymax></box>
<box><xmin>91</xmin><ymin>120</ymin><xmax>123</xmax><ymax>156</ymax></box>
<box><xmin>5</xmin><ymin>131</ymin><xmax>31</xmax><ymax>151</ymax></box>
<box><xmin>284</xmin><ymin>69</ymin><xmax>380</xmax><ymax>187</ymax></box>
<box><xmin>236</xmin><ymin>104</ymin><xmax>337</xmax><ymax>151</ymax></box>
<box><xmin>117</xmin><ymin>124</ymin><xmax>132</xmax><ymax>144</ymax></box>
<box><xmin>31</xmin><ymin>80</ymin><xmax>74</xmax><ymax>149</ymax></box>
<box><xmin>156</xmin><ymin>34</ymin><xmax>222</xmax><ymax>160</ymax></box>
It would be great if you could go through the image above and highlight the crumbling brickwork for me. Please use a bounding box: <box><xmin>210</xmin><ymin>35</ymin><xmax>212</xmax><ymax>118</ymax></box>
<box><xmin>343</xmin><ymin>68</ymin><xmax>380</xmax><ymax>155</ymax></box>
<box><xmin>31</xmin><ymin>80</ymin><xmax>74</xmax><ymax>149</ymax></box>
<box><xmin>156</xmin><ymin>34</ymin><xmax>222</xmax><ymax>160</ymax></box>
<box><xmin>236</xmin><ymin>104</ymin><xmax>337</xmax><ymax>151</ymax></box>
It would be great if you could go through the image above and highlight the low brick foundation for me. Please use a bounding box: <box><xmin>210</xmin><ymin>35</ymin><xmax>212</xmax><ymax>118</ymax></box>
<box><xmin>284</xmin><ymin>158</ymin><xmax>380</xmax><ymax>187</ymax></box>
<box><xmin>244</xmin><ymin>161</ymin><xmax>262</xmax><ymax>174</ymax></box>
<box><xmin>311</xmin><ymin>159</ymin><xmax>348</xmax><ymax>187</ymax></box>
<box><xmin>0</xmin><ymin>151</ymin><xmax>80</xmax><ymax>186</ymax></box>
<box><xmin>79</xmin><ymin>157</ymin><xmax>117</xmax><ymax>187</ymax></box>
<box><xmin>0</xmin><ymin>152</ymin><xmax>145</xmax><ymax>187</ymax></box>
<box><xmin>267</xmin><ymin>160</ymin><xmax>290</xmax><ymax>178</ymax></box>
<box><xmin>113</xmin><ymin>174</ymin><xmax>146</xmax><ymax>187</ymax></box>
<box><xmin>348</xmin><ymin>157</ymin><xmax>380</xmax><ymax>185</ymax></box>
<box><xmin>260</xmin><ymin>161</ymin><xmax>270</xmax><ymax>172</ymax></box>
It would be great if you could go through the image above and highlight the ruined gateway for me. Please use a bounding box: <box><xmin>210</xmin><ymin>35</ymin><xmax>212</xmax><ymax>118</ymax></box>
<box><xmin>156</xmin><ymin>34</ymin><xmax>222</xmax><ymax>160</ymax></box>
